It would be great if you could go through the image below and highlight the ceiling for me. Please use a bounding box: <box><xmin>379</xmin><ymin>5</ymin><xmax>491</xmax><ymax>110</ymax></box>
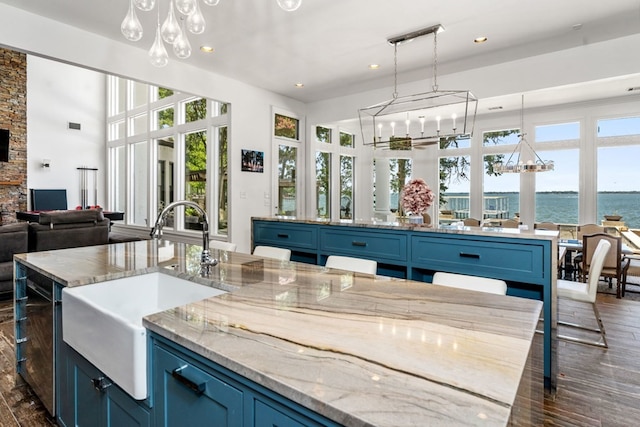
<box><xmin>2</xmin><ymin>0</ymin><xmax>640</xmax><ymax>112</ymax></box>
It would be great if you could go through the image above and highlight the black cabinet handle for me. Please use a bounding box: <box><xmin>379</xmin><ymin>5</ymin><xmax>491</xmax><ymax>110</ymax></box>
<box><xmin>172</xmin><ymin>366</ymin><xmax>205</xmax><ymax>396</ymax></box>
<box><xmin>91</xmin><ymin>377</ymin><xmax>112</xmax><ymax>392</ymax></box>
<box><xmin>352</xmin><ymin>241</ymin><xmax>367</xmax><ymax>247</ymax></box>
<box><xmin>459</xmin><ymin>252</ymin><xmax>480</xmax><ymax>259</ymax></box>
<box><xmin>277</xmin><ymin>233</ymin><xmax>289</xmax><ymax>238</ymax></box>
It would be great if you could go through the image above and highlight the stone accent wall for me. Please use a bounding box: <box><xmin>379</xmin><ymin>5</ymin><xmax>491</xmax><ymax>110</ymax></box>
<box><xmin>0</xmin><ymin>48</ymin><xmax>27</xmax><ymax>225</ymax></box>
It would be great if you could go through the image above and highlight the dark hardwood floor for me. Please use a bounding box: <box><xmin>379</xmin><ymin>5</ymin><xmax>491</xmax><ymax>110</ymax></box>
<box><xmin>0</xmin><ymin>283</ymin><xmax>638</xmax><ymax>426</ymax></box>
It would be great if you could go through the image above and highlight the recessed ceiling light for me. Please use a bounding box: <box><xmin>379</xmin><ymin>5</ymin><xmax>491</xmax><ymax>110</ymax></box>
<box><xmin>474</xmin><ymin>37</ymin><xmax>488</xmax><ymax>44</ymax></box>
<box><xmin>369</xmin><ymin>64</ymin><xmax>380</xmax><ymax>70</ymax></box>
<box><xmin>200</xmin><ymin>45</ymin><xmax>214</xmax><ymax>53</ymax></box>
<box><xmin>572</xmin><ymin>24</ymin><xmax>583</xmax><ymax>31</ymax></box>
<box><xmin>294</xmin><ymin>83</ymin><xmax>304</xmax><ymax>88</ymax></box>
<box><xmin>488</xmin><ymin>106</ymin><xmax>503</xmax><ymax>111</ymax></box>
<box><xmin>628</xmin><ymin>86</ymin><xmax>640</xmax><ymax>92</ymax></box>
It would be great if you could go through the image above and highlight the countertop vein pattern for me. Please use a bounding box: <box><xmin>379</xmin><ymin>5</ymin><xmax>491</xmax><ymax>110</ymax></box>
<box><xmin>15</xmin><ymin>240</ymin><xmax>542</xmax><ymax>426</ymax></box>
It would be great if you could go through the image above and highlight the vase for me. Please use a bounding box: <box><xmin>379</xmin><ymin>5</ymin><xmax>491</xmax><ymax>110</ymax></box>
<box><xmin>407</xmin><ymin>215</ymin><xmax>423</xmax><ymax>224</ymax></box>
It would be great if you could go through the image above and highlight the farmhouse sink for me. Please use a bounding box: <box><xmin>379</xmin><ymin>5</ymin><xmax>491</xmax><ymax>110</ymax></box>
<box><xmin>61</xmin><ymin>272</ymin><xmax>226</xmax><ymax>400</ymax></box>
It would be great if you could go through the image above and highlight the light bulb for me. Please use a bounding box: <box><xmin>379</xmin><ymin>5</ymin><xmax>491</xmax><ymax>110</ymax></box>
<box><xmin>134</xmin><ymin>0</ymin><xmax>156</xmax><ymax>11</ymax></box>
<box><xmin>149</xmin><ymin>24</ymin><xmax>169</xmax><ymax>67</ymax></box>
<box><xmin>173</xmin><ymin>20</ymin><xmax>192</xmax><ymax>59</ymax></box>
<box><xmin>186</xmin><ymin>1</ymin><xmax>206</xmax><ymax>34</ymax></box>
<box><xmin>121</xmin><ymin>0</ymin><xmax>143</xmax><ymax>41</ymax></box>
<box><xmin>202</xmin><ymin>0</ymin><xmax>220</xmax><ymax>5</ymax></box>
<box><xmin>161</xmin><ymin>0</ymin><xmax>182</xmax><ymax>43</ymax></box>
<box><xmin>276</xmin><ymin>0</ymin><xmax>302</xmax><ymax>12</ymax></box>
<box><xmin>175</xmin><ymin>0</ymin><xmax>196</xmax><ymax>15</ymax></box>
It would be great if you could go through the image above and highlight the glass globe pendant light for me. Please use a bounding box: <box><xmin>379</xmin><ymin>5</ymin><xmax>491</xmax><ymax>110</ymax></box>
<box><xmin>149</xmin><ymin>9</ymin><xmax>169</xmax><ymax>67</ymax></box>
<box><xmin>186</xmin><ymin>0</ymin><xmax>206</xmax><ymax>34</ymax></box>
<box><xmin>134</xmin><ymin>0</ymin><xmax>156</xmax><ymax>12</ymax></box>
<box><xmin>175</xmin><ymin>0</ymin><xmax>197</xmax><ymax>16</ymax></box>
<box><xmin>173</xmin><ymin>18</ymin><xmax>192</xmax><ymax>59</ymax></box>
<box><xmin>161</xmin><ymin>0</ymin><xmax>182</xmax><ymax>43</ymax></box>
<box><xmin>121</xmin><ymin>0</ymin><xmax>143</xmax><ymax>41</ymax></box>
<box><xmin>277</xmin><ymin>0</ymin><xmax>302</xmax><ymax>12</ymax></box>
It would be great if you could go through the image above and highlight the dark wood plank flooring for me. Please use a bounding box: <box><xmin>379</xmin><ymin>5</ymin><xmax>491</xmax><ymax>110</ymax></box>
<box><xmin>0</xmin><ymin>285</ymin><xmax>638</xmax><ymax>426</ymax></box>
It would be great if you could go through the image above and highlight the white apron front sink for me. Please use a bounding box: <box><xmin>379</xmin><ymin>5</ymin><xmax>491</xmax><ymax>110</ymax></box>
<box><xmin>61</xmin><ymin>272</ymin><xmax>226</xmax><ymax>400</ymax></box>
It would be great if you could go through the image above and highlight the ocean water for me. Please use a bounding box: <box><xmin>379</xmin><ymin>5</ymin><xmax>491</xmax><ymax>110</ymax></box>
<box><xmin>442</xmin><ymin>192</ymin><xmax>640</xmax><ymax>229</ymax></box>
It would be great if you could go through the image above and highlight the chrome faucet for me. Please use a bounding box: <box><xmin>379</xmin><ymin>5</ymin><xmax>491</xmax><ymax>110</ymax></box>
<box><xmin>150</xmin><ymin>200</ymin><xmax>218</xmax><ymax>274</ymax></box>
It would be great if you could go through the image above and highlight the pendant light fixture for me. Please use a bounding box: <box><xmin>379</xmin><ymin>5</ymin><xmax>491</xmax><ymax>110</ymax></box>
<box><xmin>359</xmin><ymin>24</ymin><xmax>478</xmax><ymax>150</ymax></box>
<box><xmin>493</xmin><ymin>95</ymin><xmax>555</xmax><ymax>173</ymax></box>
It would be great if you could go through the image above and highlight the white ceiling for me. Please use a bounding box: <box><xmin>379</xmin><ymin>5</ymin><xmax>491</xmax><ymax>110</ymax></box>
<box><xmin>2</xmin><ymin>0</ymin><xmax>640</xmax><ymax>112</ymax></box>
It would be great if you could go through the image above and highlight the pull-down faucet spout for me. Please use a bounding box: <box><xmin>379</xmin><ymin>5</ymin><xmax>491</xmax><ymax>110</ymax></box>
<box><xmin>150</xmin><ymin>200</ymin><xmax>218</xmax><ymax>274</ymax></box>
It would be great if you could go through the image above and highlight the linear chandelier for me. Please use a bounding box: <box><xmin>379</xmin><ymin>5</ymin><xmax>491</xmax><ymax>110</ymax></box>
<box><xmin>359</xmin><ymin>24</ymin><xmax>478</xmax><ymax>150</ymax></box>
<box><xmin>121</xmin><ymin>0</ymin><xmax>302</xmax><ymax>67</ymax></box>
<box><xmin>493</xmin><ymin>95</ymin><xmax>555</xmax><ymax>173</ymax></box>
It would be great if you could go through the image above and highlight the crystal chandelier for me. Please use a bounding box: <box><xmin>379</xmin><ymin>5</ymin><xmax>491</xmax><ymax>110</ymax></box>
<box><xmin>359</xmin><ymin>24</ymin><xmax>478</xmax><ymax>150</ymax></box>
<box><xmin>493</xmin><ymin>95</ymin><xmax>555</xmax><ymax>173</ymax></box>
<box><xmin>121</xmin><ymin>0</ymin><xmax>303</xmax><ymax>67</ymax></box>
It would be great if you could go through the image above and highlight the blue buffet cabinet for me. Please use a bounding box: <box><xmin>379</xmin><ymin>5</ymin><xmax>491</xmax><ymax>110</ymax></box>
<box><xmin>252</xmin><ymin>218</ymin><xmax>557</xmax><ymax>390</ymax></box>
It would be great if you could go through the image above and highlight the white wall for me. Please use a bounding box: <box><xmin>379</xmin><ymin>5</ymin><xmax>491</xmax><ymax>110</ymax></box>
<box><xmin>26</xmin><ymin>57</ymin><xmax>106</xmax><ymax>210</ymax></box>
<box><xmin>0</xmin><ymin>3</ymin><xmax>305</xmax><ymax>253</ymax></box>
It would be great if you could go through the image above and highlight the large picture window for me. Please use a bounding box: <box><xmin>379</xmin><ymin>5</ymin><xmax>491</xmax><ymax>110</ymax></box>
<box><xmin>107</xmin><ymin>76</ymin><xmax>229</xmax><ymax>237</ymax></box>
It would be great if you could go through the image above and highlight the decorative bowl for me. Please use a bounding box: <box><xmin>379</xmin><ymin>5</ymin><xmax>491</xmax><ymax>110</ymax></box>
<box><xmin>604</xmin><ymin>215</ymin><xmax>622</xmax><ymax>221</ymax></box>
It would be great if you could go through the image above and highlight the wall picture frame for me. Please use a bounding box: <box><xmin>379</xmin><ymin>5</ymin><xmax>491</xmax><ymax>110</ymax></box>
<box><xmin>241</xmin><ymin>149</ymin><xmax>264</xmax><ymax>173</ymax></box>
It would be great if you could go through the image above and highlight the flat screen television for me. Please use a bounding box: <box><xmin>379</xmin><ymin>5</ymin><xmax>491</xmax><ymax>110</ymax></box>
<box><xmin>0</xmin><ymin>129</ymin><xmax>9</xmax><ymax>162</ymax></box>
<box><xmin>30</xmin><ymin>189</ymin><xmax>68</xmax><ymax>211</ymax></box>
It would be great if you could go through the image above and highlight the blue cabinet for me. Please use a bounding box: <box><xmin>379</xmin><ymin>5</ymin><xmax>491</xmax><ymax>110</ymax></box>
<box><xmin>151</xmin><ymin>334</ymin><xmax>340</xmax><ymax>427</ymax></box>
<box><xmin>57</xmin><ymin>343</ymin><xmax>151</xmax><ymax>427</ymax></box>
<box><xmin>253</xmin><ymin>221</ymin><xmax>319</xmax><ymax>264</ymax></box>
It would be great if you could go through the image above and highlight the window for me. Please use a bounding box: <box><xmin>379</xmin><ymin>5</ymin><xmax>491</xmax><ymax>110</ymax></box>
<box><xmin>535</xmin><ymin>149</ymin><xmax>579</xmax><ymax>224</ymax></box>
<box><xmin>316</xmin><ymin>126</ymin><xmax>331</xmax><ymax>143</ymax></box>
<box><xmin>315</xmin><ymin>152</ymin><xmax>330</xmax><ymax>218</ymax></box>
<box><xmin>107</xmin><ymin>79</ymin><xmax>229</xmax><ymax>236</ymax></box>
<box><xmin>597</xmin><ymin>116</ymin><xmax>640</xmax><ymax>137</ymax></box>
<box><xmin>184</xmin><ymin>130</ymin><xmax>207</xmax><ymax>230</ymax></box>
<box><xmin>440</xmin><ymin>155</ymin><xmax>470</xmax><ymax>220</ymax></box>
<box><xmin>597</xmin><ymin>145</ymin><xmax>640</xmax><ymax>228</ymax></box>
<box><xmin>340</xmin><ymin>131</ymin><xmax>355</xmax><ymax>148</ymax></box>
<box><xmin>275</xmin><ymin>114</ymin><xmax>299</xmax><ymax>139</ymax></box>
<box><xmin>340</xmin><ymin>155</ymin><xmax>354</xmax><ymax>219</ymax></box>
<box><xmin>278</xmin><ymin>145</ymin><xmax>297</xmax><ymax>216</ymax></box>
<box><xmin>536</xmin><ymin>122</ymin><xmax>580</xmax><ymax>142</ymax></box>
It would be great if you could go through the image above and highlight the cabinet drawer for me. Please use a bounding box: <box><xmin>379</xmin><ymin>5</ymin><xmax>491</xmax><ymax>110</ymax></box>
<box><xmin>320</xmin><ymin>229</ymin><xmax>407</xmax><ymax>262</ymax></box>
<box><xmin>411</xmin><ymin>236</ymin><xmax>545</xmax><ymax>283</ymax></box>
<box><xmin>153</xmin><ymin>345</ymin><xmax>243</xmax><ymax>427</ymax></box>
<box><xmin>253</xmin><ymin>222</ymin><xmax>317</xmax><ymax>250</ymax></box>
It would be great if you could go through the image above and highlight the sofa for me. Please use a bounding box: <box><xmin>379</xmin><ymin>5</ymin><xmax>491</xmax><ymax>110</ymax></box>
<box><xmin>0</xmin><ymin>222</ymin><xmax>29</xmax><ymax>298</ymax></box>
<box><xmin>28</xmin><ymin>209</ymin><xmax>110</xmax><ymax>252</ymax></box>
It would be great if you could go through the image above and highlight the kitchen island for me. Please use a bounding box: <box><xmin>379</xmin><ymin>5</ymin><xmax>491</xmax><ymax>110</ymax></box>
<box><xmin>15</xmin><ymin>239</ymin><xmax>542</xmax><ymax>426</ymax></box>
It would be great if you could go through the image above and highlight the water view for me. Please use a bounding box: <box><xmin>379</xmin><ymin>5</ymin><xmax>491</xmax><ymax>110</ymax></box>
<box><xmin>441</xmin><ymin>192</ymin><xmax>640</xmax><ymax>229</ymax></box>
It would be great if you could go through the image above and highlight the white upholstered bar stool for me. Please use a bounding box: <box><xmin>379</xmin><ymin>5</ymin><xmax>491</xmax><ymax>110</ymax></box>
<box><xmin>325</xmin><ymin>255</ymin><xmax>377</xmax><ymax>275</ymax></box>
<box><xmin>557</xmin><ymin>238</ymin><xmax>610</xmax><ymax>347</ymax></box>
<box><xmin>432</xmin><ymin>272</ymin><xmax>508</xmax><ymax>295</ymax></box>
<box><xmin>253</xmin><ymin>246</ymin><xmax>291</xmax><ymax>261</ymax></box>
<box><xmin>209</xmin><ymin>241</ymin><xmax>237</xmax><ymax>252</ymax></box>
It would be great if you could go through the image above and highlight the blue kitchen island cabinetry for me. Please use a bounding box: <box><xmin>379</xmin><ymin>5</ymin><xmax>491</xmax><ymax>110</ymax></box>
<box><xmin>252</xmin><ymin>217</ymin><xmax>558</xmax><ymax>391</ymax></box>
<box><xmin>151</xmin><ymin>333</ymin><xmax>340</xmax><ymax>427</ymax></box>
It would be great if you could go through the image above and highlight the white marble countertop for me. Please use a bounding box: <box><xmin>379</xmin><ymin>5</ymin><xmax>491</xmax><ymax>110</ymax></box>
<box><xmin>15</xmin><ymin>240</ymin><xmax>542</xmax><ymax>426</ymax></box>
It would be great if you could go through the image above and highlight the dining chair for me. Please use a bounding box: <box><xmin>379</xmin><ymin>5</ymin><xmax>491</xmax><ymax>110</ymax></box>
<box><xmin>557</xmin><ymin>238</ymin><xmax>611</xmax><ymax>348</ymax></box>
<box><xmin>463</xmin><ymin>218</ymin><xmax>480</xmax><ymax>226</ymax></box>
<box><xmin>431</xmin><ymin>272</ymin><xmax>507</xmax><ymax>295</ymax></box>
<box><xmin>622</xmin><ymin>255</ymin><xmax>640</xmax><ymax>297</ymax></box>
<box><xmin>534</xmin><ymin>222</ymin><xmax>559</xmax><ymax>230</ymax></box>
<box><xmin>325</xmin><ymin>255</ymin><xmax>377</xmax><ymax>275</ymax></box>
<box><xmin>252</xmin><ymin>245</ymin><xmax>291</xmax><ymax>261</ymax></box>
<box><xmin>209</xmin><ymin>240</ymin><xmax>237</xmax><ymax>252</ymax></box>
<box><xmin>572</xmin><ymin>224</ymin><xmax>606</xmax><ymax>278</ymax></box>
<box><xmin>578</xmin><ymin>233</ymin><xmax>629</xmax><ymax>298</ymax></box>
<box><xmin>500</xmin><ymin>219</ymin><xmax>520</xmax><ymax>229</ymax></box>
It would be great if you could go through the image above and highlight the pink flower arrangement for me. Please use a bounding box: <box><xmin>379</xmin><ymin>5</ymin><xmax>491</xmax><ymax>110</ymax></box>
<box><xmin>400</xmin><ymin>178</ymin><xmax>435</xmax><ymax>215</ymax></box>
